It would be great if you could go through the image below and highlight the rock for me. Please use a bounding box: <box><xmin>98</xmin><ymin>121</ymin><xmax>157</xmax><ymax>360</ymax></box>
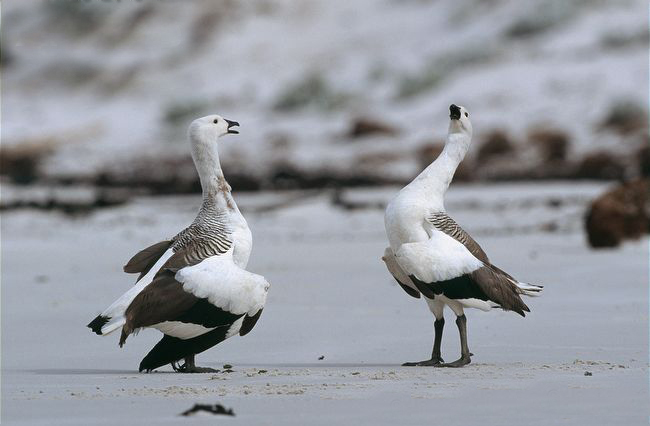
<box><xmin>585</xmin><ymin>179</ymin><xmax>650</xmax><ymax>248</ymax></box>
<box><xmin>269</xmin><ymin>163</ymin><xmax>399</xmax><ymax>190</ymax></box>
<box><xmin>416</xmin><ymin>142</ymin><xmax>444</xmax><ymax>170</ymax></box>
<box><xmin>0</xmin><ymin>144</ymin><xmax>55</xmax><ymax>185</ymax></box>
<box><xmin>416</xmin><ymin>142</ymin><xmax>473</xmax><ymax>181</ymax></box>
<box><xmin>348</xmin><ymin>117</ymin><xmax>398</xmax><ymax>139</ymax></box>
<box><xmin>575</xmin><ymin>151</ymin><xmax>625</xmax><ymax>180</ymax></box>
<box><xmin>638</xmin><ymin>144</ymin><xmax>650</xmax><ymax>177</ymax></box>
<box><xmin>476</xmin><ymin>130</ymin><xmax>515</xmax><ymax>162</ymax></box>
<box><xmin>599</xmin><ymin>100</ymin><xmax>647</xmax><ymax>135</ymax></box>
<box><xmin>528</xmin><ymin>128</ymin><xmax>570</xmax><ymax>162</ymax></box>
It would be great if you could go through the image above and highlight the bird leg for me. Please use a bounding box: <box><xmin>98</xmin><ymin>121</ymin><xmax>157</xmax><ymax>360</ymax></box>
<box><xmin>403</xmin><ymin>318</ymin><xmax>445</xmax><ymax>366</ymax></box>
<box><xmin>438</xmin><ymin>314</ymin><xmax>471</xmax><ymax>368</ymax></box>
<box><xmin>172</xmin><ymin>355</ymin><xmax>219</xmax><ymax>373</ymax></box>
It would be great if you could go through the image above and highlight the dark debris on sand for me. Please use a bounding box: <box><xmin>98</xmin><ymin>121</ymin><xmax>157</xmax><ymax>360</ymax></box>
<box><xmin>180</xmin><ymin>403</ymin><xmax>235</xmax><ymax>417</ymax></box>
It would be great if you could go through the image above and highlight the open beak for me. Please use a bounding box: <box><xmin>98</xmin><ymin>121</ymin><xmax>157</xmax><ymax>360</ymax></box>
<box><xmin>449</xmin><ymin>104</ymin><xmax>461</xmax><ymax>120</ymax></box>
<box><xmin>225</xmin><ymin>119</ymin><xmax>240</xmax><ymax>134</ymax></box>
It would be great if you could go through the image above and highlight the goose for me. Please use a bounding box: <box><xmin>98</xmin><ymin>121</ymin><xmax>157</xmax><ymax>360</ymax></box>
<box><xmin>382</xmin><ymin>104</ymin><xmax>542</xmax><ymax>367</ymax></box>
<box><xmin>88</xmin><ymin>115</ymin><xmax>269</xmax><ymax>373</ymax></box>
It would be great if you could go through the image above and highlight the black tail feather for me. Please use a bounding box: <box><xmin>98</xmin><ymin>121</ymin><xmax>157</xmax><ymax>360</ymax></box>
<box><xmin>87</xmin><ymin>315</ymin><xmax>110</xmax><ymax>335</ymax></box>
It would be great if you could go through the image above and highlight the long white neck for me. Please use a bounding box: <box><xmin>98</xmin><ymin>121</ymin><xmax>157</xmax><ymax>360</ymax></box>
<box><xmin>190</xmin><ymin>136</ymin><xmax>236</xmax><ymax>209</ymax></box>
<box><xmin>410</xmin><ymin>131</ymin><xmax>471</xmax><ymax>208</ymax></box>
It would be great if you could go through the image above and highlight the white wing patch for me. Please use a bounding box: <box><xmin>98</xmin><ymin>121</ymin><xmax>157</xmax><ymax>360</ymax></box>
<box><xmin>153</xmin><ymin>317</ymin><xmax>245</xmax><ymax>341</ymax></box>
<box><xmin>153</xmin><ymin>321</ymin><xmax>216</xmax><ymax>340</ymax></box>
<box><xmin>175</xmin><ymin>250</ymin><xmax>269</xmax><ymax>316</ymax></box>
<box><xmin>226</xmin><ymin>317</ymin><xmax>245</xmax><ymax>339</ymax></box>
<box><xmin>455</xmin><ymin>298</ymin><xmax>495</xmax><ymax>311</ymax></box>
<box><xmin>395</xmin><ymin>229</ymin><xmax>483</xmax><ymax>283</ymax></box>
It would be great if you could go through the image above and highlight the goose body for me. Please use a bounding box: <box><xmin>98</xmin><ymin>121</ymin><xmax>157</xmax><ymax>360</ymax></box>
<box><xmin>383</xmin><ymin>105</ymin><xmax>542</xmax><ymax>367</ymax></box>
<box><xmin>88</xmin><ymin>115</ymin><xmax>269</xmax><ymax>373</ymax></box>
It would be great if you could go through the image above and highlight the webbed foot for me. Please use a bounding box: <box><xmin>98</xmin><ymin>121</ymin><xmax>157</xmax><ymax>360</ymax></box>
<box><xmin>402</xmin><ymin>356</ymin><xmax>444</xmax><ymax>367</ymax></box>
<box><xmin>437</xmin><ymin>356</ymin><xmax>471</xmax><ymax>368</ymax></box>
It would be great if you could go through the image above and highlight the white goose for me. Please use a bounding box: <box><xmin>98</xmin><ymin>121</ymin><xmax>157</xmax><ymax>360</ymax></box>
<box><xmin>383</xmin><ymin>104</ymin><xmax>542</xmax><ymax>367</ymax></box>
<box><xmin>88</xmin><ymin>115</ymin><xmax>270</xmax><ymax>373</ymax></box>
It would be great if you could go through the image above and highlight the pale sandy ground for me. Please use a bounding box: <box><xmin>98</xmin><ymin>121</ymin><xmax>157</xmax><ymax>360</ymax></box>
<box><xmin>2</xmin><ymin>182</ymin><xmax>648</xmax><ymax>425</ymax></box>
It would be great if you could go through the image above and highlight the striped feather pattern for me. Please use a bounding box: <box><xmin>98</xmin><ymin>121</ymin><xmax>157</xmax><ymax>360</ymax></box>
<box><xmin>172</xmin><ymin>198</ymin><xmax>233</xmax><ymax>264</ymax></box>
<box><xmin>427</xmin><ymin>212</ymin><xmax>488</xmax><ymax>263</ymax></box>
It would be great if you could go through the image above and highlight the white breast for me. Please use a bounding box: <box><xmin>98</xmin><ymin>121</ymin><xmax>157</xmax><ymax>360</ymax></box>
<box><xmin>385</xmin><ymin>189</ymin><xmax>430</xmax><ymax>250</ymax></box>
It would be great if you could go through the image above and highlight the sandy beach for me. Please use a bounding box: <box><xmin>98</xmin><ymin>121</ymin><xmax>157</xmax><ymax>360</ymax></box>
<box><xmin>2</xmin><ymin>182</ymin><xmax>648</xmax><ymax>425</ymax></box>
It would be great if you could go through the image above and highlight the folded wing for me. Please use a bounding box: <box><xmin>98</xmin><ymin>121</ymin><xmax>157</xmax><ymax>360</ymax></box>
<box><xmin>395</xmin><ymin>229</ymin><xmax>531</xmax><ymax>316</ymax></box>
<box><xmin>123</xmin><ymin>240</ymin><xmax>173</xmax><ymax>281</ymax></box>
<box><xmin>382</xmin><ymin>247</ymin><xmax>420</xmax><ymax>299</ymax></box>
<box><xmin>120</xmin><ymin>249</ymin><xmax>268</xmax><ymax>346</ymax></box>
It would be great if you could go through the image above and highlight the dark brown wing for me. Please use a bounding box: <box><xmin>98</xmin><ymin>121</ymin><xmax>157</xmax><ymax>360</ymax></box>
<box><xmin>409</xmin><ymin>266</ymin><xmax>529</xmax><ymax>317</ymax></box>
<box><xmin>487</xmin><ymin>263</ymin><xmax>516</xmax><ymax>282</ymax></box>
<box><xmin>395</xmin><ymin>279</ymin><xmax>421</xmax><ymax>299</ymax></box>
<box><xmin>469</xmin><ymin>266</ymin><xmax>529</xmax><ymax>316</ymax></box>
<box><xmin>120</xmin><ymin>271</ymin><xmax>241</xmax><ymax>346</ymax></box>
<box><xmin>123</xmin><ymin>240</ymin><xmax>173</xmax><ymax>281</ymax></box>
<box><xmin>425</xmin><ymin>213</ymin><xmax>530</xmax><ymax>312</ymax></box>
<box><xmin>121</xmin><ymin>238</ymin><xmax>234</xmax><ymax>345</ymax></box>
<box><xmin>427</xmin><ymin>212</ymin><xmax>489</xmax><ymax>263</ymax></box>
<box><xmin>120</xmin><ymin>272</ymin><xmax>197</xmax><ymax>345</ymax></box>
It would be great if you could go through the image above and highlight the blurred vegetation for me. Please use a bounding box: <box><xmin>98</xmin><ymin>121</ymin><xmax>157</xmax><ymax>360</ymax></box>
<box><xmin>0</xmin><ymin>36</ymin><xmax>13</xmax><ymax>68</ymax></box>
<box><xmin>45</xmin><ymin>60</ymin><xmax>101</xmax><ymax>87</ymax></box>
<box><xmin>273</xmin><ymin>74</ymin><xmax>351</xmax><ymax>111</ymax></box>
<box><xmin>600</xmin><ymin>28</ymin><xmax>649</xmax><ymax>50</ymax></box>
<box><xmin>163</xmin><ymin>99</ymin><xmax>212</xmax><ymax>127</ymax></box>
<box><xmin>396</xmin><ymin>47</ymin><xmax>494</xmax><ymax>99</ymax></box>
<box><xmin>476</xmin><ymin>130</ymin><xmax>516</xmax><ymax>162</ymax></box>
<box><xmin>347</xmin><ymin>117</ymin><xmax>399</xmax><ymax>139</ymax></box>
<box><xmin>505</xmin><ymin>0</ymin><xmax>573</xmax><ymax>39</ymax></box>
<box><xmin>43</xmin><ymin>0</ymin><xmax>112</xmax><ymax>35</ymax></box>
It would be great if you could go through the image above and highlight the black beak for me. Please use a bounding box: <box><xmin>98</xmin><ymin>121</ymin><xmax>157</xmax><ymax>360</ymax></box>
<box><xmin>225</xmin><ymin>119</ymin><xmax>240</xmax><ymax>134</ymax></box>
<box><xmin>449</xmin><ymin>104</ymin><xmax>461</xmax><ymax>120</ymax></box>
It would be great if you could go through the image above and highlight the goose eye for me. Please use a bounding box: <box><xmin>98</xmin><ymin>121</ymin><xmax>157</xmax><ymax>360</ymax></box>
<box><xmin>465</xmin><ymin>112</ymin><xmax>469</xmax><ymax>117</ymax></box>
<box><xmin>213</xmin><ymin>119</ymin><xmax>219</xmax><ymax>124</ymax></box>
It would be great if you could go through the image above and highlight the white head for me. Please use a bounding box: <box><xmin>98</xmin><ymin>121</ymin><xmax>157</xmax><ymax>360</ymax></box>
<box><xmin>448</xmin><ymin>104</ymin><xmax>472</xmax><ymax>137</ymax></box>
<box><xmin>187</xmin><ymin>114</ymin><xmax>240</xmax><ymax>196</ymax></box>
<box><xmin>188</xmin><ymin>114</ymin><xmax>239</xmax><ymax>143</ymax></box>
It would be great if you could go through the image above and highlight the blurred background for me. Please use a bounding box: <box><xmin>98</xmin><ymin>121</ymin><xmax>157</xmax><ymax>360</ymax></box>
<box><xmin>1</xmin><ymin>0</ymin><xmax>649</xmax><ymax>245</ymax></box>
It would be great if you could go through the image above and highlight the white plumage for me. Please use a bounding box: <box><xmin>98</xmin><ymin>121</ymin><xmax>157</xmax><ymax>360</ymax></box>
<box><xmin>394</xmin><ymin>232</ymin><xmax>484</xmax><ymax>283</ymax></box>
<box><xmin>383</xmin><ymin>104</ymin><xmax>542</xmax><ymax>367</ymax></box>
<box><xmin>175</xmin><ymin>248</ymin><xmax>269</xmax><ymax>317</ymax></box>
<box><xmin>88</xmin><ymin>114</ymin><xmax>270</xmax><ymax>373</ymax></box>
